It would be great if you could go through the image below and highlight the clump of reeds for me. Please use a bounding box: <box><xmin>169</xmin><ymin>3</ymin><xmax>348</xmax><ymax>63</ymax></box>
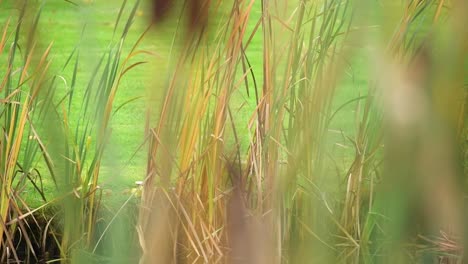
<box><xmin>0</xmin><ymin>1</ymin><xmax>56</xmax><ymax>261</ymax></box>
<box><xmin>1</xmin><ymin>0</ymin><xmax>466</xmax><ymax>263</ymax></box>
<box><xmin>1</xmin><ymin>0</ymin><xmax>150</xmax><ymax>262</ymax></box>
<box><xmin>141</xmin><ymin>0</ymin><xmax>467</xmax><ymax>263</ymax></box>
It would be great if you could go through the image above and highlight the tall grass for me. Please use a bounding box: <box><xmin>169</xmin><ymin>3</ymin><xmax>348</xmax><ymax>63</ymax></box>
<box><xmin>41</xmin><ymin>0</ymin><xmax>151</xmax><ymax>261</ymax></box>
<box><xmin>350</xmin><ymin>1</ymin><xmax>466</xmax><ymax>262</ymax></box>
<box><xmin>140</xmin><ymin>0</ymin><xmax>353</xmax><ymax>261</ymax></box>
<box><xmin>140</xmin><ymin>0</ymin><xmax>466</xmax><ymax>263</ymax></box>
<box><xmin>0</xmin><ymin>1</ymin><xmax>56</xmax><ymax>261</ymax></box>
<box><xmin>1</xmin><ymin>0</ymin><xmax>149</xmax><ymax>262</ymax></box>
<box><xmin>0</xmin><ymin>0</ymin><xmax>466</xmax><ymax>263</ymax></box>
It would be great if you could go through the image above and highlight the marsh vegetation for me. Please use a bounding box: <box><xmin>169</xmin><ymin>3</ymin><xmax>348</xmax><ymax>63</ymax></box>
<box><xmin>0</xmin><ymin>0</ymin><xmax>466</xmax><ymax>263</ymax></box>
